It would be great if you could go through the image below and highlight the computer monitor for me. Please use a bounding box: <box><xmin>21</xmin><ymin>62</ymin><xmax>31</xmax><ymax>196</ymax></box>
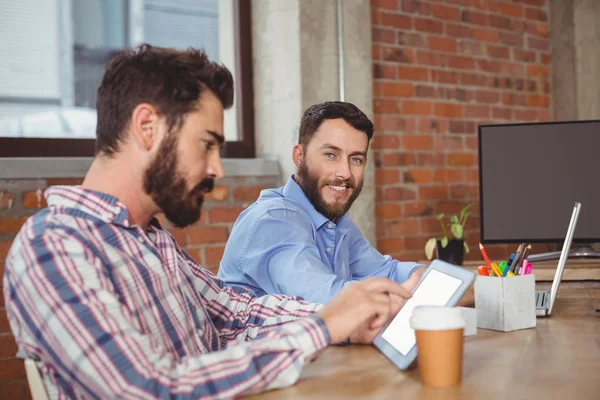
<box><xmin>478</xmin><ymin>120</ymin><xmax>600</xmax><ymax>261</ymax></box>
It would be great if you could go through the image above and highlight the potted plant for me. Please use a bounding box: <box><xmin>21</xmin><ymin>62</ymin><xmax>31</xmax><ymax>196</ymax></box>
<box><xmin>424</xmin><ymin>204</ymin><xmax>472</xmax><ymax>266</ymax></box>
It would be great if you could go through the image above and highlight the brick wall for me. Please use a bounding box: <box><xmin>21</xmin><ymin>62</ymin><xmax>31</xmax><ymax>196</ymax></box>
<box><xmin>0</xmin><ymin>175</ymin><xmax>277</xmax><ymax>397</ymax></box>
<box><xmin>371</xmin><ymin>0</ymin><xmax>551</xmax><ymax>262</ymax></box>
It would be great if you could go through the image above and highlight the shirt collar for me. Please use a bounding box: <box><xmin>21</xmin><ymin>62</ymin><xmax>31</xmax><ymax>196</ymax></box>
<box><xmin>282</xmin><ymin>175</ymin><xmax>349</xmax><ymax>230</ymax></box>
<box><xmin>45</xmin><ymin>185</ymin><xmax>135</xmax><ymax>227</ymax></box>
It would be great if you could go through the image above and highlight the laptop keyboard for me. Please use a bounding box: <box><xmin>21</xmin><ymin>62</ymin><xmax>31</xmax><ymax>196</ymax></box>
<box><xmin>536</xmin><ymin>290</ymin><xmax>549</xmax><ymax>308</ymax></box>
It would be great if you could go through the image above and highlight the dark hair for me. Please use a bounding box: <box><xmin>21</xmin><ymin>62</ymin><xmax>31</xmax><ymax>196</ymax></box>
<box><xmin>95</xmin><ymin>44</ymin><xmax>234</xmax><ymax>155</ymax></box>
<box><xmin>298</xmin><ymin>101</ymin><xmax>374</xmax><ymax>147</ymax></box>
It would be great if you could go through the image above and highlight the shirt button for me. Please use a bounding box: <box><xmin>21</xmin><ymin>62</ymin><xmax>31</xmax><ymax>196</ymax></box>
<box><xmin>137</xmin><ymin>236</ymin><xmax>145</xmax><ymax>244</ymax></box>
<box><xmin>326</xmin><ymin>247</ymin><xmax>332</xmax><ymax>253</ymax></box>
<box><xmin>327</xmin><ymin>223</ymin><xmax>333</xmax><ymax>229</ymax></box>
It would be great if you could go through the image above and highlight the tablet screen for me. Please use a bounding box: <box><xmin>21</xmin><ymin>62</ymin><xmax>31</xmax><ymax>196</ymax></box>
<box><xmin>380</xmin><ymin>269</ymin><xmax>463</xmax><ymax>355</ymax></box>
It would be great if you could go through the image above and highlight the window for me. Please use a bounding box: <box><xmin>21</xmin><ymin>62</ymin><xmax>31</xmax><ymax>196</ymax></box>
<box><xmin>0</xmin><ymin>0</ymin><xmax>254</xmax><ymax>158</ymax></box>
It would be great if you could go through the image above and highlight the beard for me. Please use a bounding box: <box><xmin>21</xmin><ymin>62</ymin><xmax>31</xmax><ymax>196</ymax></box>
<box><xmin>143</xmin><ymin>133</ymin><xmax>214</xmax><ymax>228</ymax></box>
<box><xmin>296</xmin><ymin>159</ymin><xmax>363</xmax><ymax>221</ymax></box>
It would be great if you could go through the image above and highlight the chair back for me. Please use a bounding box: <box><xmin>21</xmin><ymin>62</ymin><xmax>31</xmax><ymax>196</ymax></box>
<box><xmin>24</xmin><ymin>359</ymin><xmax>49</xmax><ymax>400</ymax></box>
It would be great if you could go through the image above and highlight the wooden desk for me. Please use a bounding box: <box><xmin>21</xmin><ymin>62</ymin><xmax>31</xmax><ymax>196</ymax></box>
<box><xmin>247</xmin><ymin>282</ymin><xmax>600</xmax><ymax>399</ymax></box>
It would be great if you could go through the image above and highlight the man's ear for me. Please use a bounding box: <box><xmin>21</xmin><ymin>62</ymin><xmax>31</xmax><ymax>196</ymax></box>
<box><xmin>130</xmin><ymin>103</ymin><xmax>161</xmax><ymax>152</ymax></box>
<box><xmin>292</xmin><ymin>144</ymin><xmax>304</xmax><ymax>168</ymax></box>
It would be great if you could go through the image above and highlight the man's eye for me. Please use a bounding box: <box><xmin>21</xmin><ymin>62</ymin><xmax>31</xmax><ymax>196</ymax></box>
<box><xmin>203</xmin><ymin>140</ymin><xmax>215</xmax><ymax>150</ymax></box>
<box><xmin>351</xmin><ymin>157</ymin><xmax>363</xmax><ymax>165</ymax></box>
<box><xmin>324</xmin><ymin>152</ymin><xmax>335</xmax><ymax>158</ymax></box>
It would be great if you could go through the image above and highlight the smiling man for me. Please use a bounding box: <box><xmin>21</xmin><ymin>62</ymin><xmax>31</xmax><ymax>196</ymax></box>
<box><xmin>218</xmin><ymin>101</ymin><xmax>425</xmax><ymax>304</ymax></box>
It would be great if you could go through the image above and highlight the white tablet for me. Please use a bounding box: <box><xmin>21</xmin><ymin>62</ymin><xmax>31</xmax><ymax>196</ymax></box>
<box><xmin>372</xmin><ymin>259</ymin><xmax>475</xmax><ymax>370</ymax></box>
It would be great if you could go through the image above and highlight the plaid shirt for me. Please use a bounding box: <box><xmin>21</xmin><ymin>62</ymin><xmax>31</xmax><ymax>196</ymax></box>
<box><xmin>3</xmin><ymin>186</ymin><xmax>329</xmax><ymax>399</ymax></box>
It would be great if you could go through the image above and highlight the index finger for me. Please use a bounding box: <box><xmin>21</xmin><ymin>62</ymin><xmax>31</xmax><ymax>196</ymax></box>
<box><xmin>362</xmin><ymin>278</ymin><xmax>413</xmax><ymax>299</ymax></box>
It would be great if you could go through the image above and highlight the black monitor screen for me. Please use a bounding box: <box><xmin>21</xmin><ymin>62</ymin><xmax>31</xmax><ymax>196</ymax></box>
<box><xmin>479</xmin><ymin>120</ymin><xmax>600</xmax><ymax>243</ymax></box>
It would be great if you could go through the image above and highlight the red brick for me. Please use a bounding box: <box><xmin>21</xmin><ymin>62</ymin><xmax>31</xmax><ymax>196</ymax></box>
<box><xmin>397</xmin><ymin>32</ymin><xmax>427</xmax><ymax>47</ymax></box>
<box><xmin>486</xmin><ymin>45</ymin><xmax>510</xmax><ymax>59</ymax></box>
<box><xmin>168</xmin><ymin>229</ymin><xmax>188</xmax><ymax>246</ymax></box>
<box><xmin>381</xmin><ymin>47</ymin><xmax>414</xmax><ymax>63</ymax></box>
<box><xmin>21</xmin><ymin>190</ymin><xmax>47</xmax><ymax>209</ymax></box>
<box><xmin>205</xmin><ymin>246</ymin><xmax>225</xmax><ymax>266</ymax></box>
<box><xmin>381</xmin><ymin>116</ymin><xmax>406</xmax><ymax>131</ymax></box>
<box><xmin>528</xmin><ymin>37</ymin><xmax>548</xmax><ymax>51</ymax></box>
<box><xmin>492</xmin><ymin>107</ymin><xmax>512</xmax><ymax>120</ymax></box>
<box><xmin>462</xmin><ymin>10</ymin><xmax>488</xmax><ymax>25</ymax></box>
<box><xmin>402</xmin><ymin>0</ymin><xmax>432</xmax><ymax>14</ymax></box>
<box><xmin>466</xmin><ymin>137</ymin><xmax>479</xmax><ymax>150</ymax></box>
<box><xmin>434</xmin><ymin>103</ymin><xmax>463</xmax><ymax>118</ymax></box>
<box><xmin>434</xmin><ymin>169</ymin><xmax>464</xmax><ymax>183</ymax></box>
<box><xmin>514</xmin><ymin>109</ymin><xmax>539</xmax><ymax>121</ymax></box>
<box><xmin>372</xmin><ymin>27</ymin><xmax>396</xmax><ymax>44</ymax></box>
<box><xmin>451</xmin><ymin>184</ymin><xmax>479</xmax><ymax>198</ymax></box>
<box><xmin>386</xmin><ymin>219</ymin><xmax>420</xmax><ymax>236</ymax></box>
<box><xmin>397</xmin><ymin>66</ymin><xmax>429</xmax><ymax>81</ymax></box>
<box><xmin>415</xmin><ymin>18</ymin><xmax>444</xmax><ymax>34</ymax></box>
<box><xmin>233</xmin><ymin>186</ymin><xmax>268</xmax><ymax>202</ymax></box>
<box><xmin>527</xmin><ymin>65</ymin><xmax>549</xmax><ymax>78</ymax></box>
<box><xmin>449</xmin><ymin>120</ymin><xmax>476</xmax><ymax>134</ymax></box>
<box><xmin>488</xmin><ymin>14</ymin><xmax>512</xmax><ymax>30</ymax></box>
<box><xmin>513</xmin><ymin>49</ymin><xmax>536</xmax><ymax>62</ymax></box>
<box><xmin>376</xmin><ymin>204</ymin><xmax>403</xmax><ymax>219</ymax></box>
<box><xmin>403</xmin><ymin>169</ymin><xmax>434</xmax><ymax>184</ymax></box>
<box><xmin>538</xmin><ymin>109</ymin><xmax>551</xmax><ymax>121</ymax></box>
<box><xmin>402</xmin><ymin>101</ymin><xmax>432</xmax><ymax>115</ymax></box>
<box><xmin>378</xmin><ymin>238</ymin><xmax>404</xmax><ymax>254</ymax></box>
<box><xmin>500</xmin><ymin>31</ymin><xmax>523</xmax><ymax>46</ymax></box>
<box><xmin>432</xmin><ymin>4</ymin><xmax>461</xmax><ymax>21</ymax></box>
<box><xmin>374</xmin><ymin>63</ymin><xmax>396</xmax><ymax>79</ymax></box>
<box><xmin>383</xmin><ymin>153</ymin><xmax>417</xmax><ymax>167</ymax></box>
<box><xmin>446</xmin><ymin>23</ymin><xmax>474</xmax><ymax>38</ymax></box>
<box><xmin>541</xmin><ymin>53</ymin><xmax>550</xmax><ymax>65</ymax></box>
<box><xmin>188</xmin><ymin>226</ymin><xmax>229</xmax><ymax>245</ymax></box>
<box><xmin>404</xmin><ymin>236</ymin><xmax>430</xmax><ymax>252</ymax></box>
<box><xmin>503</xmin><ymin>93</ymin><xmax>528</xmax><ymax>107</ymax></box>
<box><xmin>465</xmin><ymin>105</ymin><xmax>490</xmax><ymax>118</ymax></box>
<box><xmin>434</xmin><ymin>136</ymin><xmax>464</xmax><ymax>151</ymax></box>
<box><xmin>416</xmin><ymin>51</ymin><xmax>447</xmax><ymax>67</ymax></box>
<box><xmin>498</xmin><ymin>2</ymin><xmax>523</xmax><ymax>17</ymax></box>
<box><xmin>477</xmin><ymin>59</ymin><xmax>502</xmax><ymax>73</ymax></box>
<box><xmin>372</xmin><ymin>0</ymin><xmax>399</xmax><ymax>10</ymax></box>
<box><xmin>0</xmin><ymin>217</ymin><xmax>28</xmax><ymax>235</ymax></box>
<box><xmin>381</xmin><ymin>12</ymin><xmax>412</xmax><ymax>30</ymax></box>
<box><xmin>0</xmin><ymin>240</ymin><xmax>13</xmax><ymax>261</ymax></box>
<box><xmin>374</xmin><ymin>99</ymin><xmax>400</xmax><ymax>114</ymax></box>
<box><xmin>537</xmin><ymin>24</ymin><xmax>549</xmax><ymax>37</ymax></box>
<box><xmin>0</xmin><ymin>190</ymin><xmax>15</xmax><ymax>210</ymax></box>
<box><xmin>448</xmin><ymin>55</ymin><xmax>475</xmax><ymax>70</ymax></box>
<box><xmin>464</xmin><ymin>169</ymin><xmax>479</xmax><ymax>183</ymax></box>
<box><xmin>525</xmin><ymin>7</ymin><xmax>547</xmax><ymax>21</ymax></box>
<box><xmin>416</xmin><ymin>85</ymin><xmax>440</xmax><ymax>98</ymax></box>
<box><xmin>473</xmin><ymin>28</ymin><xmax>500</xmax><ymax>43</ymax></box>
<box><xmin>418</xmin><ymin>154</ymin><xmax>446</xmax><ymax>167</ymax></box>
<box><xmin>371</xmin><ymin>135</ymin><xmax>401</xmax><ymax>149</ymax></box>
<box><xmin>376</xmin><ymin>169</ymin><xmax>400</xmax><ymax>185</ymax></box>
<box><xmin>475</xmin><ymin>90</ymin><xmax>500</xmax><ymax>104</ymax></box>
<box><xmin>431</xmin><ymin>70</ymin><xmax>459</xmax><ymax>84</ymax></box>
<box><xmin>428</xmin><ymin>36</ymin><xmax>457</xmax><ymax>53</ymax></box>
<box><xmin>528</xmin><ymin>95</ymin><xmax>550</xmax><ymax>108</ymax></box>
<box><xmin>0</xmin><ymin>358</ymin><xmax>25</xmax><ymax>381</ymax></box>
<box><xmin>402</xmin><ymin>136</ymin><xmax>433</xmax><ymax>150</ymax></box>
<box><xmin>460</xmin><ymin>72</ymin><xmax>488</xmax><ymax>86</ymax></box>
<box><xmin>435</xmin><ymin>200</ymin><xmax>467</xmax><ymax>215</ymax></box>
<box><xmin>208</xmin><ymin>207</ymin><xmax>244</xmax><ymax>223</ymax></box>
<box><xmin>0</xmin><ymin>335</ymin><xmax>17</xmax><ymax>358</ymax></box>
<box><xmin>382</xmin><ymin>82</ymin><xmax>415</xmax><ymax>97</ymax></box>
<box><xmin>420</xmin><ymin>217</ymin><xmax>443</xmax><ymax>235</ymax></box>
<box><xmin>419</xmin><ymin>185</ymin><xmax>449</xmax><ymax>200</ymax></box>
<box><xmin>0</xmin><ymin>382</ymin><xmax>24</xmax><ymax>399</ymax></box>
<box><xmin>448</xmin><ymin>153</ymin><xmax>476</xmax><ymax>166</ymax></box>
<box><xmin>404</xmin><ymin>202</ymin><xmax>434</xmax><ymax>217</ymax></box>
<box><xmin>372</xmin><ymin>43</ymin><xmax>382</xmax><ymax>60</ymax></box>
<box><xmin>384</xmin><ymin>187</ymin><xmax>417</xmax><ymax>201</ymax></box>
<box><xmin>204</xmin><ymin>186</ymin><xmax>228</xmax><ymax>202</ymax></box>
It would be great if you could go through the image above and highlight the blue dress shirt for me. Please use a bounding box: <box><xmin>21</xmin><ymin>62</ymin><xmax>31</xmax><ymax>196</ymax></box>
<box><xmin>218</xmin><ymin>175</ymin><xmax>422</xmax><ymax>304</ymax></box>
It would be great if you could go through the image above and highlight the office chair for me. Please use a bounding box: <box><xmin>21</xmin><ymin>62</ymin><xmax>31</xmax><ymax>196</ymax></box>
<box><xmin>25</xmin><ymin>359</ymin><xmax>49</xmax><ymax>400</ymax></box>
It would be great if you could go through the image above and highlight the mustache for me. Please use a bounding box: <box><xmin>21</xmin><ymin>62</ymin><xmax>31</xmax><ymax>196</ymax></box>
<box><xmin>191</xmin><ymin>178</ymin><xmax>215</xmax><ymax>196</ymax></box>
<box><xmin>324</xmin><ymin>179</ymin><xmax>355</xmax><ymax>188</ymax></box>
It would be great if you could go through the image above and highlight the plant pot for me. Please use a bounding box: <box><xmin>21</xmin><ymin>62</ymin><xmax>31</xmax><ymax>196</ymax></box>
<box><xmin>436</xmin><ymin>239</ymin><xmax>464</xmax><ymax>266</ymax></box>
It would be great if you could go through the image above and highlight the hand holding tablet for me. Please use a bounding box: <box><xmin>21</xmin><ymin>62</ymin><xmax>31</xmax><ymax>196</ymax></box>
<box><xmin>372</xmin><ymin>260</ymin><xmax>475</xmax><ymax>371</ymax></box>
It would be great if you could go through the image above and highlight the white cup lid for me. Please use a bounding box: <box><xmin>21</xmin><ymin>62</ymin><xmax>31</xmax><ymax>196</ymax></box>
<box><xmin>409</xmin><ymin>306</ymin><xmax>466</xmax><ymax>331</ymax></box>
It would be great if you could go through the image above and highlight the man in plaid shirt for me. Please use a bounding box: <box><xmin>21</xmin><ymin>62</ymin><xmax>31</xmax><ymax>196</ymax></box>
<box><xmin>3</xmin><ymin>44</ymin><xmax>416</xmax><ymax>399</ymax></box>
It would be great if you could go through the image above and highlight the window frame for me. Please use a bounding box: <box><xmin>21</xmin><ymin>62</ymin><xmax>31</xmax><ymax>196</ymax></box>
<box><xmin>0</xmin><ymin>0</ymin><xmax>255</xmax><ymax>159</ymax></box>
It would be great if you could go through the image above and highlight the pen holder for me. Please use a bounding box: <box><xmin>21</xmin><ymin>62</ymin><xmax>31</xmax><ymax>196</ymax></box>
<box><xmin>474</xmin><ymin>274</ymin><xmax>536</xmax><ymax>332</ymax></box>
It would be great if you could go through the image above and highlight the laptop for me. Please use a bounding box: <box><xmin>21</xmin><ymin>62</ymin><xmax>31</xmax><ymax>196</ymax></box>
<box><xmin>536</xmin><ymin>201</ymin><xmax>581</xmax><ymax>317</ymax></box>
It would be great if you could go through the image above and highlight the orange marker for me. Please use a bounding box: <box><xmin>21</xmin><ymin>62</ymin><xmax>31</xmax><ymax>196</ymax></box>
<box><xmin>477</xmin><ymin>266</ymin><xmax>489</xmax><ymax>276</ymax></box>
<box><xmin>479</xmin><ymin>243</ymin><xmax>493</xmax><ymax>275</ymax></box>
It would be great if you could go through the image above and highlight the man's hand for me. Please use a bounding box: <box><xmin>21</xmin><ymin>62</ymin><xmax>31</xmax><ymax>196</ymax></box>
<box><xmin>316</xmin><ymin>278</ymin><xmax>415</xmax><ymax>345</ymax></box>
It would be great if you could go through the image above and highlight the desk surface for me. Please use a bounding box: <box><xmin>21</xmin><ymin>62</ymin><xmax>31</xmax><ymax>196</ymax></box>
<box><xmin>247</xmin><ymin>281</ymin><xmax>600</xmax><ymax>400</ymax></box>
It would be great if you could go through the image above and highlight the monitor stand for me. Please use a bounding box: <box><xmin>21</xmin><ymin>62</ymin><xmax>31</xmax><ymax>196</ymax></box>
<box><xmin>527</xmin><ymin>245</ymin><xmax>600</xmax><ymax>262</ymax></box>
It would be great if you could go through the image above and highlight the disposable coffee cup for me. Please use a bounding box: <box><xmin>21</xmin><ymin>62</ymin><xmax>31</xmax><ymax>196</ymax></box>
<box><xmin>409</xmin><ymin>306</ymin><xmax>466</xmax><ymax>388</ymax></box>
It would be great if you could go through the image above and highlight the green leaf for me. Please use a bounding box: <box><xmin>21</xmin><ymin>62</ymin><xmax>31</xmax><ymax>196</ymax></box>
<box><xmin>451</xmin><ymin>223</ymin><xmax>463</xmax><ymax>239</ymax></box>
<box><xmin>450</xmin><ymin>215</ymin><xmax>459</xmax><ymax>224</ymax></box>
<box><xmin>425</xmin><ymin>238</ymin><xmax>437</xmax><ymax>260</ymax></box>
<box><xmin>436</xmin><ymin>213</ymin><xmax>445</xmax><ymax>221</ymax></box>
<box><xmin>463</xmin><ymin>241</ymin><xmax>470</xmax><ymax>254</ymax></box>
<box><xmin>460</xmin><ymin>204</ymin><xmax>472</xmax><ymax>220</ymax></box>
<box><xmin>441</xmin><ymin>236</ymin><xmax>448</xmax><ymax>248</ymax></box>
